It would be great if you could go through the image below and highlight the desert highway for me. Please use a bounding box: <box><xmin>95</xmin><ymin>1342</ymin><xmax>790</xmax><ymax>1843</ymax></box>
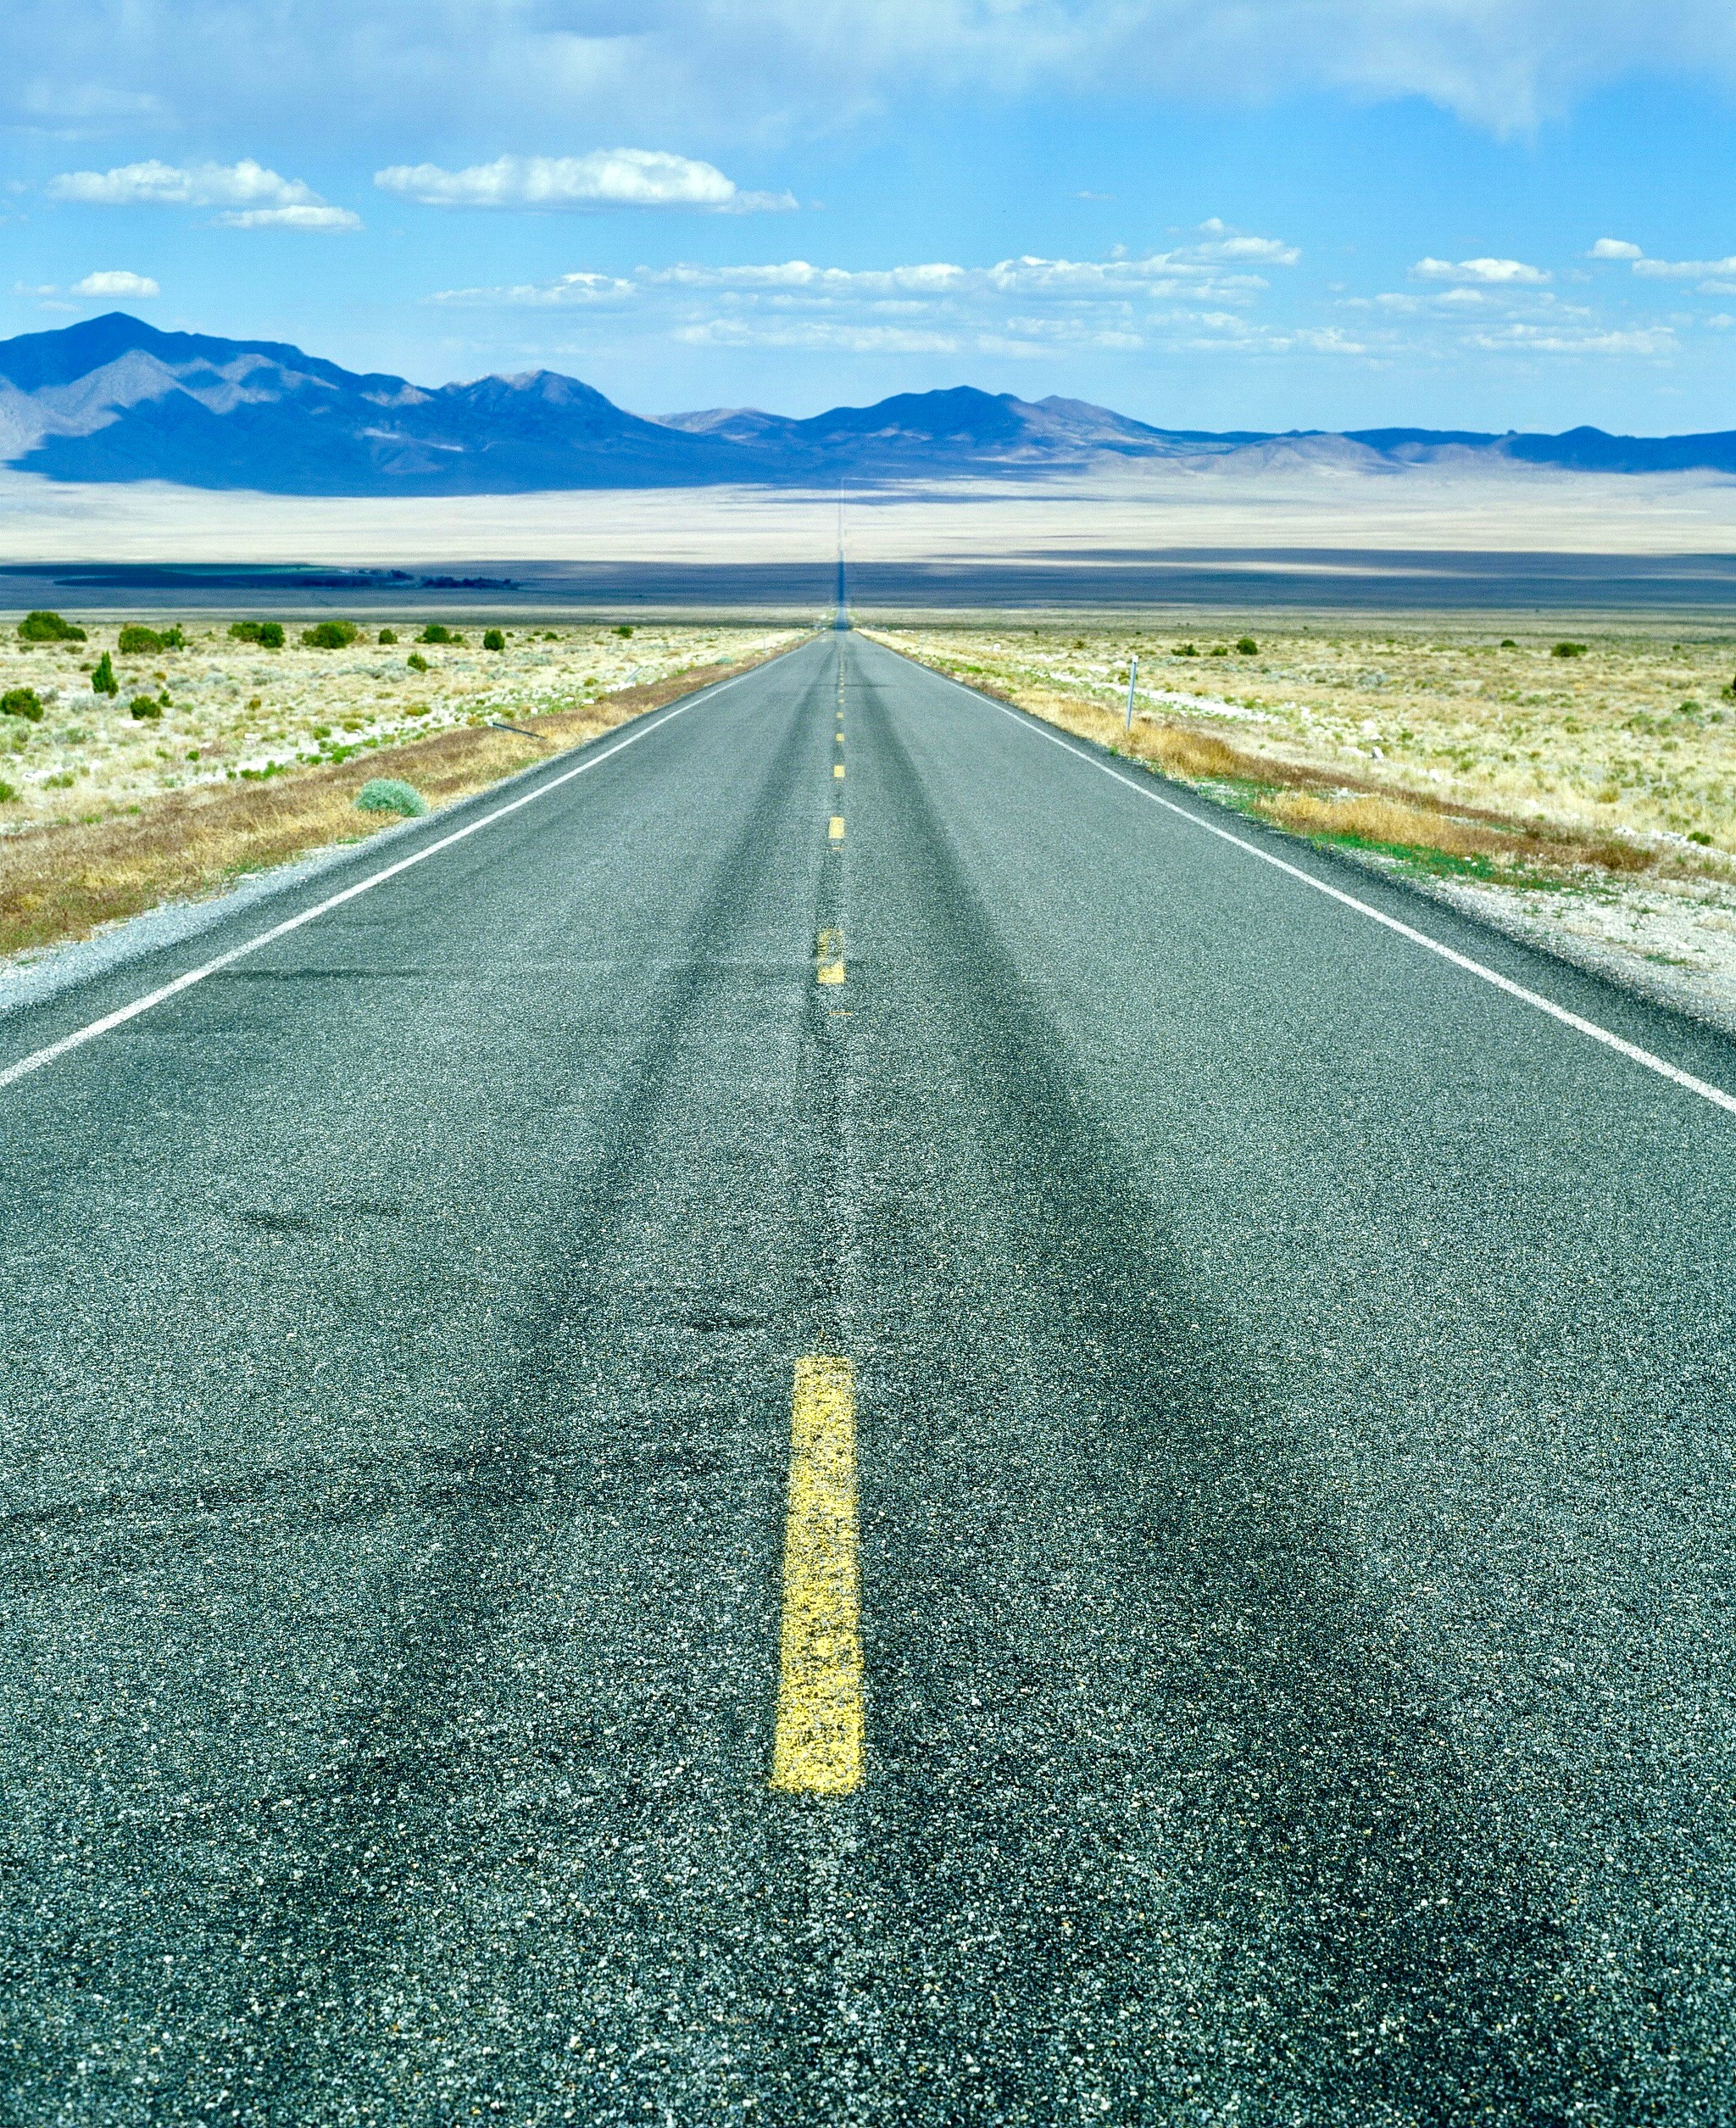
<box><xmin>4</xmin><ymin>629</ymin><xmax>1735</xmax><ymax>2123</ymax></box>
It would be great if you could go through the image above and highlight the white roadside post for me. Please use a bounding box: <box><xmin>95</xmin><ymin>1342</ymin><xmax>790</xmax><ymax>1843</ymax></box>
<box><xmin>1125</xmin><ymin>654</ymin><xmax>1138</xmax><ymax>735</ymax></box>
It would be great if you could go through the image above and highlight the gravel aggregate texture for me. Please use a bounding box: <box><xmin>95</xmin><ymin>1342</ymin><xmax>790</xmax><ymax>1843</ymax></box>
<box><xmin>2</xmin><ymin>633</ymin><xmax>1734</xmax><ymax>2123</ymax></box>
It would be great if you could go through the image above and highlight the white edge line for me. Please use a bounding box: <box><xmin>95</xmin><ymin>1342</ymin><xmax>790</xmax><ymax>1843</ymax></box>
<box><xmin>0</xmin><ymin>660</ymin><xmax>768</xmax><ymax>1092</ymax></box>
<box><xmin>921</xmin><ymin>659</ymin><xmax>1736</xmax><ymax>1121</ymax></box>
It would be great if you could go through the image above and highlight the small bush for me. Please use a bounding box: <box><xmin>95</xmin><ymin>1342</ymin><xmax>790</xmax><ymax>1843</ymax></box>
<box><xmin>257</xmin><ymin>621</ymin><xmax>285</xmax><ymax>649</ymax></box>
<box><xmin>1173</xmin><ymin>643</ymin><xmax>1199</xmax><ymax>658</ymax></box>
<box><xmin>1236</xmin><ymin>637</ymin><xmax>1258</xmax><ymax>655</ymax></box>
<box><xmin>1500</xmin><ymin>637</ymin><xmax>1517</xmax><ymax>648</ymax></box>
<box><xmin>92</xmin><ymin>652</ymin><xmax>119</xmax><ymax>697</ymax></box>
<box><xmin>418</xmin><ymin>623</ymin><xmax>458</xmax><ymax>645</ymax></box>
<box><xmin>614</xmin><ymin>624</ymin><xmax>633</xmax><ymax>638</ymax></box>
<box><xmin>130</xmin><ymin>695</ymin><xmax>163</xmax><ymax>721</ymax></box>
<box><xmin>19</xmin><ymin>610</ymin><xmax>85</xmax><ymax>643</ymax></box>
<box><xmin>1690</xmin><ymin>830</ymin><xmax>1714</xmax><ymax>845</ymax></box>
<box><xmin>118</xmin><ymin>625</ymin><xmax>164</xmax><ymax>655</ymax></box>
<box><xmin>407</xmin><ymin>651</ymin><xmax>430</xmax><ymax>672</ymax></box>
<box><xmin>1551</xmin><ymin>641</ymin><xmax>1587</xmax><ymax>658</ymax></box>
<box><xmin>482</xmin><ymin>627</ymin><xmax>505</xmax><ymax>652</ymax></box>
<box><xmin>378</xmin><ymin>628</ymin><xmax>398</xmax><ymax>645</ymax></box>
<box><xmin>404</xmin><ymin>701</ymin><xmax>431</xmax><ymax>716</ymax></box>
<box><xmin>354</xmin><ymin>777</ymin><xmax>427</xmax><ymax>817</ymax></box>
<box><xmin>1</xmin><ymin>688</ymin><xmax>43</xmax><ymax>722</ymax></box>
<box><xmin>0</xmin><ymin>779</ymin><xmax>15</xmax><ymax>802</ymax></box>
<box><xmin>302</xmin><ymin>620</ymin><xmax>359</xmax><ymax>649</ymax></box>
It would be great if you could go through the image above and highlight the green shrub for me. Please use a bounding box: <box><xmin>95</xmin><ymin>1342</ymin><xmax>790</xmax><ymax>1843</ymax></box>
<box><xmin>482</xmin><ymin>627</ymin><xmax>505</xmax><ymax>652</ymax></box>
<box><xmin>354</xmin><ymin>777</ymin><xmax>427</xmax><ymax>817</ymax></box>
<box><xmin>228</xmin><ymin>620</ymin><xmax>263</xmax><ymax>642</ymax></box>
<box><xmin>130</xmin><ymin>695</ymin><xmax>163</xmax><ymax>721</ymax></box>
<box><xmin>19</xmin><ymin>610</ymin><xmax>85</xmax><ymax>643</ymax></box>
<box><xmin>1551</xmin><ymin>641</ymin><xmax>1587</xmax><ymax>658</ymax></box>
<box><xmin>418</xmin><ymin>622</ymin><xmax>458</xmax><ymax>645</ymax></box>
<box><xmin>92</xmin><ymin>652</ymin><xmax>119</xmax><ymax>697</ymax></box>
<box><xmin>1</xmin><ymin>688</ymin><xmax>43</xmax><ymax>722</ymax></box>
<box><xmin>407</xmin><ymin>651</ymin><xmax>430</xmax><ymax>673</ymax></box>
<box><xmin>0</xmin><ymin>779</ymin><xmax>15</xmax><ymax>802</ymax></box>
<box><xmin>1500</xmin><ymin>638</ymin><xmax>1517</xmax><ymax>648</ymax></box>
<box><xmin>301</xmin><ymin>620</ymin><xmax>358</xmax><ymax>649</ymax></box>
<box><xmin>256</xmin><ymin>621</ymin><xmax>284</xmax><ymax>649</ymax></box>
<box><xmin>118</xmin><ymin>624</ymin><xmax>164</xmax><ymax>655</ymax></box>
<box><xmin>1236</xmin><ymin>637</ymin><xmax>1258</xmax><ymax>655</ymax></box>
<box><xmin>378</xmin><ymin>628</ymin><xmax>398</xmax><ymax>645</ymax></box>
<box><xmin>614</xmin><ymin>623</ymin><xmax>633</xmax><ymax>638</ymax></box>
<box><xmin>1173</xmin><ymin>643</ymin><xmax>1198</xmax><ymax>658</ymax></box>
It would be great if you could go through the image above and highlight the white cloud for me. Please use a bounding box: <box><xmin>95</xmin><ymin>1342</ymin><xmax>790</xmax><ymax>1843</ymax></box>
<box><xmin>1414</xmin><ymin>255</ymin><xmax>1550</xmax><ymax>284</ymax></box>
<box><xmin>47</xmin><ymin>158</ymin><xmax>358</xmax><ymax>229</ymax></box>
<box><xmin>1464</xmin><ymin>323</ymin><xmax>1677</xmax><ymax>355</ymax></box>
<box><xmin>375</xmin><ymin>151</ymin><xmax>793</xmax><ymax>214</ymax></box>
<box><xmin>1589</xmin><ymin>237</ymin><xmax>1644</xmax><ymax>259</ymax></box>
<box><xmin>50</xmin><ymin>158</ymin><xmax>315</xmax><ymax>208</ymax></box>
<box><xmin>216</xmin><ymin>204</ymin><xmax>360</xmax><ymax>231</ymax></box>
<box><xmin>72</xmin><ymin>269</ymin><xmax>159</xmax><ymax>298</ymax></box>
<box><xmin>1632</xmin><ymin>252</ymin><xmax>1736</xmax><ymax>278</ymax></box>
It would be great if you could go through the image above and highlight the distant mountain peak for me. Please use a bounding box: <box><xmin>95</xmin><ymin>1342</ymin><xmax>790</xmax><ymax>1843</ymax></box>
<box><xmin>2</xmin><ymin>312</ymin><xmax>1733</xmax><ymax>495</ymax></box>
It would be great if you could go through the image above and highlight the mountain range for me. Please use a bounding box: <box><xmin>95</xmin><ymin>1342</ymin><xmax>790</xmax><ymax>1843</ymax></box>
<box><xmin>2</xmin><ymin>312</ymin><xmax>1733</xmax><ymax>497</ymax></box>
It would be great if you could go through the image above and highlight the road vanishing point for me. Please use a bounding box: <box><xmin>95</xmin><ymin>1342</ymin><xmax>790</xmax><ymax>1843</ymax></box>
<box><xmin>4</xmin><ymin>631</ymin><xmax>1735</xmax><ymax>2123</ymax></box>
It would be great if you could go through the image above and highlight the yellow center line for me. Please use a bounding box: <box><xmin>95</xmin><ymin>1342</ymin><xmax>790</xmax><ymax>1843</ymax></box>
<box><xmin>834</xmin><ymin>762</ymin><xmax>845</xmax><ymax>780</ymax></box>
<box><xmin>829</xmin><ymin>816</ymin><xmax>845</xmax><ymax>843</ymax></box>
<box><xmin>771</xmin><ymin>1356</ymin><xmax>863</xmax><ymax>1796</ymax></box>
<box><xmin>816</xmin><ymin>928</ymin><xmax>845</xmax><ymax>983</ymax></box>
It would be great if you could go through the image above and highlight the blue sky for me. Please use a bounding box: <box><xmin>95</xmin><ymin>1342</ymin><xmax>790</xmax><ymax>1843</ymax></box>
<box><xmin>3</xmin><ymin>2</ymin><xmax>1734</xmax><ymax>433</ymax></box>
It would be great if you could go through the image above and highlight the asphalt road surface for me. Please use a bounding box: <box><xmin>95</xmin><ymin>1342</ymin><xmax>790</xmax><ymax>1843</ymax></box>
<box><xmin>4</xmin><ymin>631</ymin><xmax>1735</xmax><ymax>2125</ymax></box>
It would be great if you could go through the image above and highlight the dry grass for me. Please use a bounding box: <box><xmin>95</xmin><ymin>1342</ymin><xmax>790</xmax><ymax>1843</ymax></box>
<box><xmin>0</xmin><ymin>652</ymin><xmax>781</xmax><ymax>960</ymax></box>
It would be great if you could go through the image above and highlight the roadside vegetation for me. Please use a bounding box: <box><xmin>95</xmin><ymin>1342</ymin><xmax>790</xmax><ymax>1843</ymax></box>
<box><xmin>0</xmin><ymin>620</ymin><xmax>796</xmax><ymax>958</ymax></box>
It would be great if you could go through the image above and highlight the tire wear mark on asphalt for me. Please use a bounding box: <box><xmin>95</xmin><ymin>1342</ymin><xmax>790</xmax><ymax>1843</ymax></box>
<box><xmin>781</xmin><ymin>660</ymin><xmax>1636</xmax><ymax>2123</ymax></box>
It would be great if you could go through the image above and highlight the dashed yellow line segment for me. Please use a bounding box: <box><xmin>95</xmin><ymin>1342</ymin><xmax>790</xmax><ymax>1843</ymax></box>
<box><xmin>816</xmin><ymin>928</ymin><xmax>845</xmax><ymax>984</ymax></box>
<box><xmin>829</xmin><ymin>816</ymin><xmax>845</xmax><ymax>843</ymax></box>
<box><xmin>771</xmin><ymin>1356</ymin><xmax>863</xmax><ymax>1796</ymax></box>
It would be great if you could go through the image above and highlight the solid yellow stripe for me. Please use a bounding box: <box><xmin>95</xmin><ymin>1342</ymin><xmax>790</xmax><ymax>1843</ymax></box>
<box><xmin>771</xmin><ymin>1356</ymin><xmax>863</xmax><ymax>1796</ymax></box>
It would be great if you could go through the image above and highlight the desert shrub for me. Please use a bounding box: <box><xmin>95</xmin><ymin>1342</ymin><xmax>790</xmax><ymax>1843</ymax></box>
<box><xmin>228</xmin><ymin>621</ymin><xmax>263</xmax><ymax>641</ymax></box>
<box><xmin>1236</xmin><ymin>637</ymin><xmax>1258</xmax><ymax>655</ymax></box>
<box><xmin>19</xmin><ymin>610</ymin><xmax>85</xmax><ymax>643</ymax></box>
<box><xmin>92</xmin><ymin>653</ymin><xmax>119</xmax><ymax>697</ymax></box>
<box><xmin>407</xmin><ymin>651</ymin><xmax>430</xmax><ymax>673</ymax></box>
<box><xmin>1500</xmin><ymin>638</ymin><xmax>1517</xmax><ymax>648</ymax></box>
<box><xmin>418</xmin><ymin>623</ymin><xmax>458</xmax><ymax>645</ymax></box>
<box><xmin>482</xmin><ymin>627</ymin><xmax>505</xmax><ymax>652</ymax></box>
<box><xmin>1172</xmin><ymin>643</ymin><xmax>1199</xmax><ymax>658</ymax></box>
<box><xmin>378</xmin><ymin>628</ymin><xmax>398</xmax><ymax>645</ymax></box>
<box><xmin>614</xmin><ymin>624</ymin><xmax>633</xmax><ymax>638</ymax></box>
<box><xmin>130</xmin><ymin>695</ymin><xmax>163</xmax><ymax>721</ymax></box>
<box><xmin>404</xmin><ymin>701</ymin><xmax>431</xmax><ymax>716</ymax></box>
<box><xmin>256</xmin><ymin>621</ymin><xmax>284</xmax><ymax>649</ymax></box>
<box><xmin>1551</xmin><ymin>641</ymin><xmax>1587</xmax><ymax>658</ymax></box>
<box><xmin>301</xmin><ymin>620</ymin><xmax>359</xmax><ymax>649</ymax></box>
<box><xmin>0</xmin><ymin>779</ymin><xmax>15</xmax><ymax>802</ymax></box>
<box><xmin>354</xmin><ymin>777</ymin><xmax>427</xmax><ymax>817</ymax></box>
<box><xmin>1</xmin><ymin>688</ymin><xmax>43</xmax><ymax>722</ymax></box>
<box><xmin>118</xmin><ymin>625</ymin><xmax>164</xmax><ymax>655</ymax></box>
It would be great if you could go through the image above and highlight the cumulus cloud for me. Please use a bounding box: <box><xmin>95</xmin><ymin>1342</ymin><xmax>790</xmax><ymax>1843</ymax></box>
<box><xmin>1414</xmin><ymin>255</ymin><xmax>1550</xmax><ymax>284</ymax></box>
<box><xmin>427</xmin><ymin>237</ymin><xmax>1301</xmax><ymax>359</ymax></box>
<box><xmin>72</xmin><ymin>269</ymin><xmax>159</xmax><ymax>297</ymax></box>
<box><xmin>1631</xmin><ymin>252</ymin><xmax>1736</xmax><ymax>279</ymax></box>
<box><xmin>47</xmin><ymin>158</ymin><xmax>359</xmax><ymax>228</ymax></box>
<box><xmin>1589</xmin><ymin>237</ymin><xmax>1644</xmax><ymax>259</ymax></box>
<box><xmin>375</xmin><ymin>151</ymin><xmax>793</xmax><ymax>214</ymax></box>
